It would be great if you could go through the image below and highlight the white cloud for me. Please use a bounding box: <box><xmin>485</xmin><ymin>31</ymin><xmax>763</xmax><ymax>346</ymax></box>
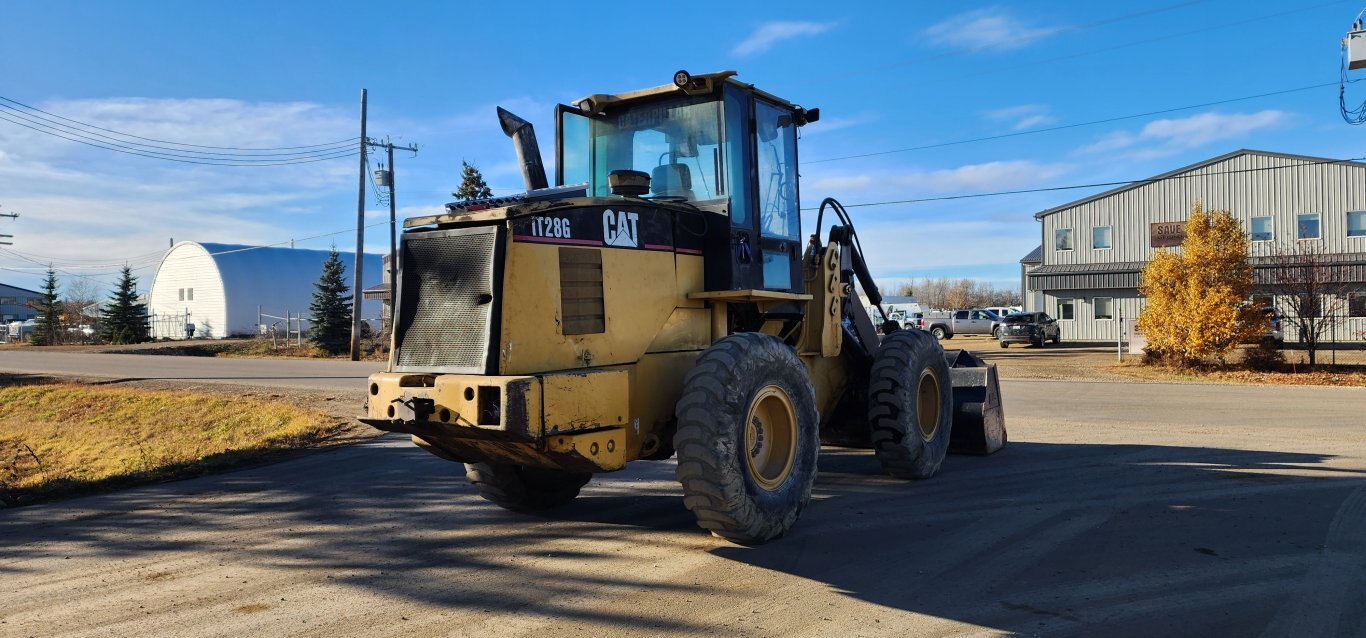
<box><xmin>898</xmin><ymin>160</ymin><xmax>1073</xmax><ymax>193</ymax></box>
<box><xmin>924</xmin><ymin>8</ymin><xmax>1061</xmax><ymax>52</ymax></box>
<box><xmin>733</xmin><ymin>21</ymin><xmax>836</xmax><ymax>57</ymax></box>
<box><xmin>984</xmin><ymin>104</ymin><xmax>1057</xmax><ymax>131</ymax></box>
<box><xmin>801</xmin><ymin>113</ymin><xmax>876</xmax><ymax>136</ymax></box>
<box><xmin>0</xmin><ymin>97</ymin><xmax>363</xmax><ymax>290</ymax></box>
<box><xmin>1076</xmin><ymin>110</ymin><xmax>1290</xmax><ymax>156</ymax></box>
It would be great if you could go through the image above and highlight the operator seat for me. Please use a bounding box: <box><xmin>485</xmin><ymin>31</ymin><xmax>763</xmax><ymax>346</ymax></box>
<box><xmin>651</xmin><ymin>163</ymin><xmax>694</xmax><ymax>201</ymax></box>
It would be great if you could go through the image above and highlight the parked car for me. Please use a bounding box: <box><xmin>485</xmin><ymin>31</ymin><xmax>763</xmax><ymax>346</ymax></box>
<box><xmin>984</xmin><ymin>306</ymin><xmax>1022</xmax><ymax>321</ymax></box>
<box><xmin>907</xmin><ymin>312</ymin><xmax>954</xmax><ymax>339</ymax></box>
<box><xmin>997</xmin><ymin>312</ymin><xmax>1061</xmax><ymax>347</ymax></box>
<box><xmin>1241</xmin><ymin>305</ymin><xmax>1284</xmax><ymax>345</ymax></box>
<box><xmin>906</xmin><ymin>309</ymin><xmax>1001</xmax><ymax>340</ymax></box>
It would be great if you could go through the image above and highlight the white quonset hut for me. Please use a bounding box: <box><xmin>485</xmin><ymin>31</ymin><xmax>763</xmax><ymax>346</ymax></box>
<box><xmin>147</xmin><ymin>242</ymin><xmax>382</xmax><ymax>339</ymax></box>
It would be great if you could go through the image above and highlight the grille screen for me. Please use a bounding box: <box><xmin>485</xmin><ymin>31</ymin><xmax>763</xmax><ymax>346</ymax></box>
<box><xmin>394</xmin><ymin>228</ymin><xmax>499</xmax><ymax>371</ymax></box>
<box><xmin>559</xmin><ymin>247</ymin><xmax>605</xmax><ymax>335</ymax></box>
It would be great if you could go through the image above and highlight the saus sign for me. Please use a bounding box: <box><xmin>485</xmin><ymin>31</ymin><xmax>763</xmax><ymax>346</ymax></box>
<box><xmin>510</xmin><ymin>206</ymin><xmax>705</xmax><ymax>255</ymax></box>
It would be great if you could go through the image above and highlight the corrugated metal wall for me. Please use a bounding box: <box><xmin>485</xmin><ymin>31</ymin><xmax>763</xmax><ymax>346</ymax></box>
<box><xmin>1039</xmin><ymin>289</ymin><xmax>1144</xmax><ymax>341</ymax></box>
<box><xmin>1032</xmin><ymin>152</ymin><xmax>1366</xmax><ymax>341</ymax></box>
<box><xmin>1041</xmin><ymin>154</ymin><xmax>1366</xmax><ymax>265</ymax></box>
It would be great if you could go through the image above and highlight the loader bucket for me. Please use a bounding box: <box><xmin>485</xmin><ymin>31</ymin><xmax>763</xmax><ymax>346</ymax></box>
<box><xmin>941</xmin><ymin>350</ymin><xmax>1007</xmax><ymax>455</ymax></box>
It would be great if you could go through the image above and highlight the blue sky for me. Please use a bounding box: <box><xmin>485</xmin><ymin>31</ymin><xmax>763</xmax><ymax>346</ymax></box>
<box><xmin>1</xmin><ymin>1</ymin><xmax>1363</xmax><ymax>296</ymax></box>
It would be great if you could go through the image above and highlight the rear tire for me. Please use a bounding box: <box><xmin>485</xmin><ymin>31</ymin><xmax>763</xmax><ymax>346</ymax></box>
<box><xmin>465</xmin><ymin>463</ymin><xmax>591</xmax><ymax>513</ymax></box>
<box><xmin>930</xmin><ymin>326</ymin><xmax>946</xmax><ymax>340</ymax></box>
<box><xmin>868</xmin><ymin>329</ymin><xmax>954</xmax><ymax>479</ymax></box>
<box><xmin>674</xmin><ymin>333</ymin><xmax>819</xmax><ymax>544</ymax></box>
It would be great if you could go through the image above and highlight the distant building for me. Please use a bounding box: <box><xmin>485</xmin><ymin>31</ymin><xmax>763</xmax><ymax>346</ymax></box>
<box><xmin>0</xmin><ymin>282</ymin><xmax>41</xmax><ymax>322</ymax></box>
<box><xmin>1024</xmin><ymin>149</ymin><xmax>1366</xmax><ymax>341</ymax></box>
<box><xmin>147</xmin><ymin>241</ymin><xmax>382</xmax><ymax>339</ymax></box>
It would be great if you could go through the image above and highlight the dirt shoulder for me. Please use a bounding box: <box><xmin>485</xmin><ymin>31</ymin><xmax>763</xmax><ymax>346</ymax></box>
<box><xmin>944</xmin><ymin>335</ymin><xmax>1366</xmax><ymax>387</ymax></box>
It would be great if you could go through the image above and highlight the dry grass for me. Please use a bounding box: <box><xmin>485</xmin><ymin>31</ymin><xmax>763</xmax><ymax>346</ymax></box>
<box><xmin>1112</xmin><ymin>361</ymin><xmax>1366</xmax><ymax>387</ymax></box>
<box><xmin>0</xmin><ymin>383</ymin><xmax>346</xmax><ymax>506</ymax></box>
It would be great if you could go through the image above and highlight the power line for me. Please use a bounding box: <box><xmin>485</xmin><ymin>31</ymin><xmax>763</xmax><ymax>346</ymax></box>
<box><xmin>0</xmin><ymin>103</ymin><xmax>355</xmax><ymax>158</ymax></box>
<box><xmin>0</xmin><ymin>94</ymin><xmax>357</xmax><ymax>151</ymax></box>
<box><xmin>0</xmin><ymin>112</ymin><xmax>359</xmax><ymax>166</ymax></box>
<box><xmin>807</xmin><ymin>81</ymin><xmax>1351</xmax><ymax>164</ymax></box>
<box><xmin>801</xmin><ymin>155</ymin><xmax>1366</xmax><ymax>210</ymax></box>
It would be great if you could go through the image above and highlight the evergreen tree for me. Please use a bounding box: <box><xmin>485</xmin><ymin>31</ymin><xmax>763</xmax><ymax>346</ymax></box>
<box><xmin>308</xmin><ymin>248</ymin><xmax>353</xmax><ymax>354</ymax></box>
<box><xmin>100</xmin><ymin>265</ymin><xmax>149</xmax><ymax>344</ymax></box>
<box><xmin>453</xmin><ymin>161</ymin><xmax>494</xmax><ymax>200</ymax></box>
<box><xmin>29</xmin><ymin>268</ymin><xmax>62</xmax><ymax>346</ymax></box>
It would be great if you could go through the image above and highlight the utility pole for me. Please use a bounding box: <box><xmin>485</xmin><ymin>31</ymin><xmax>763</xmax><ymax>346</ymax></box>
<box><xmin>0</xmin><ymin>206</ymin><xmax>17</xmax><ymax>246</ymax></box>
<box><xmin>350</xmin><ymin>89</ymin><xmax>368</xmax><ymax>361</ymax></box>
<box><xmin>365</xmin><ymin>137</ymin><xmax>419</xmax><ymax>329</ymax></box>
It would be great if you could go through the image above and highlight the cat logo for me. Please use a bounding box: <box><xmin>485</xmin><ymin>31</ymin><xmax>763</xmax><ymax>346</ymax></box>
<box><xmin>602</xmin><ymin>209</ymin><xmax>640</xmax><ymax>248</ymax></box>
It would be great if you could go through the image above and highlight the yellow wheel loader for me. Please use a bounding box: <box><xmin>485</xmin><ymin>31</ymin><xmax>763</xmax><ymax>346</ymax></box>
<box><xmin>361</xmin><ymin>71</ymin><xmax>1006</xmax><ymax>544</ymax></box>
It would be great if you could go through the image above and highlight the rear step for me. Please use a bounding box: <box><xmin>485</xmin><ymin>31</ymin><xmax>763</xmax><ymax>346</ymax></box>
<box><xmin>941</xmin><ymin>349</ymin><xmax>1007</xmax><ymax>455</ymax></box>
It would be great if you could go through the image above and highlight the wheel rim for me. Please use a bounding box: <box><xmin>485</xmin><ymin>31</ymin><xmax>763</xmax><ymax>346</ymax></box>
<box><xmin>915</xmin><ymin>368</ymin><xmax>942</xmax><ymax>442</ymax></box>
<box><xmin>744</xmin><ymin>385</ymin><xmax>798</xmax><ymax>491</ymax></box>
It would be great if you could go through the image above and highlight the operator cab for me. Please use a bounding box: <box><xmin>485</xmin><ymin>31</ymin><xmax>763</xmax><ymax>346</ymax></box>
<box><xmin>555</xmin><ymin>71</ymin><xmax>819</xmax><ymax>294</ymax></box>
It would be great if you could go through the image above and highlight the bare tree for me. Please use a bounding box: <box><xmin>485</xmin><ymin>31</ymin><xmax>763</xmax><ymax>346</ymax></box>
<box><xmin>1262</xmin><ymin>241</ymin><xmax>1349</xmax><ymax>366</ymax></box>
<box><xmin>891</xmin><ymin>277</ymin><xmax>1021</xmax><ymax>310</ymax></box>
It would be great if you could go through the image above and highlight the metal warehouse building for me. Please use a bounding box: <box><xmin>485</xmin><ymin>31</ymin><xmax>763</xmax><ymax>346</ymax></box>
<box><xmin>1</xmin><ymin>282</ymin><xmax>41</xmax><ymax>322</ymax></box>
<box><xmin>1022</xmin><ymin>149</ymin><xmax>1366</xmax><ymax>342</ymax></box>
<box><xmin>147</xmin><ymin>241</ymin><xmax>382</xmax><ymax>339</ymax></box>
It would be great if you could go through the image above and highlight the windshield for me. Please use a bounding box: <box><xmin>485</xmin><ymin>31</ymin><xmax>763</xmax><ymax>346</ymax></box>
<box><xmin>560</xmin><ymin>96</ymin><xmax>727</xmax><ymax>202</ymax></box>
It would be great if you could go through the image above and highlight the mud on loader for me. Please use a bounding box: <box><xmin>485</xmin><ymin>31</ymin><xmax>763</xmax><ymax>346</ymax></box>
<box><xmin>360</xmin><ymin>71</ymin><xmax>1006</xmax><ymax>544</ymax></box>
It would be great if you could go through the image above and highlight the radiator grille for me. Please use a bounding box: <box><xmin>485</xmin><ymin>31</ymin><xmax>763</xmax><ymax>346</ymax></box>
<box><xmin>394</xmin><ymin>227</ymin><xmax>499</xmax><ymax>372</ymax></box>
<box><xmin>559</xmin><ymin>247</ymin><xmax>606</xmax><ymax>335</ymax></box>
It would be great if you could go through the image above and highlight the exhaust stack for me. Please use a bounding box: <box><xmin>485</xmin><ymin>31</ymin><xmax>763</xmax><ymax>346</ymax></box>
<box><xmin>497</xmin><ymin>107</ymin><xmax>548</xmax><ymax>191</ymax></box>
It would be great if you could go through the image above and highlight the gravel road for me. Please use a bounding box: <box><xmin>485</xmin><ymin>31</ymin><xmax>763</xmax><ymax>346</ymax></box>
<box><xmin>3</xmin><ymin>376</ymin><xmax>1364</xmax><ymax>637</ymax></box>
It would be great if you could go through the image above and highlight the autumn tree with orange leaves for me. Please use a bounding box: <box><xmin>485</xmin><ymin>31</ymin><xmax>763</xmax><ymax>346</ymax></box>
<box><xmin>1138</xmin><ymin>203</ymin><xmax>1262</xmax><ymax>366</ymax></box>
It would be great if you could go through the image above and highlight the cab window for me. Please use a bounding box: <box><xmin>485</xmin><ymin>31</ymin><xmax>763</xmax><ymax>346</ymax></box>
<box><xmin>755</xmin><ymin>100</ymin><xmax>799</xmax><ymax>240</ymax></box>
<box><xmin>566</xmin><ymin>96</ymin><xmax>726</xmax><ymax>202</ymax></box>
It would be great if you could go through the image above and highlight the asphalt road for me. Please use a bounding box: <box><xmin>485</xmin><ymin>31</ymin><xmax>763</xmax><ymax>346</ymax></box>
<box><xmin>2</xmin><ymin>358</ymin><xmax>1365</xmax><ymax>637</ymax></box>
<box><xmin>0</xmin><ymin>350</ymin><xmax>382</xmax><ymax>390</ymax></box>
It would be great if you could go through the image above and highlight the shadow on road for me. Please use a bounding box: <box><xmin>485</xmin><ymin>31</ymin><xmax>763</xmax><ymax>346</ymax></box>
<box><xmin>2</xmin><ymin>437</ymin><xmax>1362</xmax><ymax>635</ymax></box>
<box><xmin>717</xmin><ymin>444</ymin><xmax>1366</xmax><ymax>636</ymax></box>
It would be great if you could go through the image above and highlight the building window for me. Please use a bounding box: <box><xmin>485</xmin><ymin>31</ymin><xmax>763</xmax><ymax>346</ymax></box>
<box><xmin>1351</xmin><ymin>292</ymin><xmax>1366</xmax><ymax>318</ymax></box>
<box><xmin>186</xmin><ymin>288</ymin><xmax>194</xmax><ymax>301</ymax></box>
<box><xmin>1349</xmin><ymin>211</ymin><xmax>1366</xmax><ymax>238</ymax></box>
<box><xmin>178</xmin><ymin>288</ymin><xmax>184</xmax><ymax>301</ymax></box>
<box><xmin>1251</xmin><ymin>216</ymin><xmax>1273</xmax><ymax>242</ymax></box>
<box><xmin>1297</xmin><ymin>213</ymin><xmax>1321</xmax><ymax>240</ymax></box>
<box><xmin>1094</xmin><ymin>297</ymin><xmax>1114</xmax><ymax>320</ymax></box>
<box><xmin>1057</xmin><ymin>298</ymin><xmax>1075</xmax><ymax>320</ymax></box>
<box><xmin>1092</xmin><ymin>226</ymin><xmax>1112</xmax><ymax>250</ymax></box>
<box><xmin>1055</xmin><ymin>228</ymin><xmax>1074</xmax><ymax>251</ymax></box>
<box><xmin>0</xmin><ymin>296</ymin><xmax>16</xmax><ymax>305</ymax></box>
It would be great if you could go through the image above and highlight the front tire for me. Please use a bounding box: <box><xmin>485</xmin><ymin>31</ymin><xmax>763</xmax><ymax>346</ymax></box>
<box><xmin>465</xmin><ymin>463</ymin><xmax>591</xmax><ymax>513</ymax></box>
<box><xmin>868</xmin><ymin>329</ymin><xmax>954</xmax><ymax>479</ymax></box>
<box><xmin>674</xmin><ymin>333</ymin><xmax>819</xmax><ymax>544</ymax></box>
